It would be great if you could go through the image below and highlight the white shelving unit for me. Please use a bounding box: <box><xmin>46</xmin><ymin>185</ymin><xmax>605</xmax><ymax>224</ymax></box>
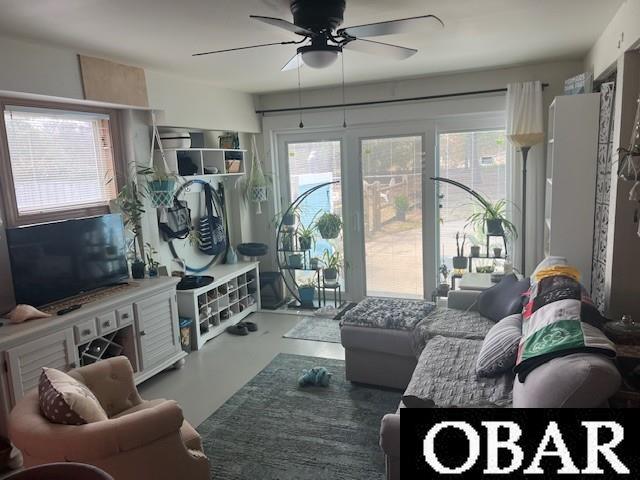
<box><xmin>153</xmin><ymin>148</ymin><xmax>246</xmax><ymax>181</ymax></box>
<box><xmin>544</xmin><ymin>93</ymin><xmax>600</xmax><ymax>290</ymax></box>
<box><xmin>176</xmin><ymin>262</ymin><xmax>261</xmax><ymax>350</ymax></box>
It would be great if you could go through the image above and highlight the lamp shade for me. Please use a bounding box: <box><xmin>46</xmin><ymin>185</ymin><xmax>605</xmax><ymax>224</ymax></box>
<box><xmin>506</xmin><ymin>81</ymin><xmax>545</xmax><ymax>148</ymax></box>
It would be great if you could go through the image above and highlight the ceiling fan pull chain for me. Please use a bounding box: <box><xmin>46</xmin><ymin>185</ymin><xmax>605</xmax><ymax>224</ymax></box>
<box><xmin>341</xmin><ymin>50</ymin><xmax>347</xmax><ymax>128</ymax></box>
<box><xmin>297</xmin><ymin>57</ymin><xmax>304</xmax><ymax>129</ymax></box>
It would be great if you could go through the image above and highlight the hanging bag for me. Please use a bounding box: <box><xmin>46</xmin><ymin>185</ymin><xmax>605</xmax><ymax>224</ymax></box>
<box><xmin>198</xmin><ymin>183</ymin><xmax>227</xmax><ymax>255</ymax></box>
<box><xmin>159</xmin><ymin>197</ymin><xmax>192</xmax><ymax>240</ymax></box>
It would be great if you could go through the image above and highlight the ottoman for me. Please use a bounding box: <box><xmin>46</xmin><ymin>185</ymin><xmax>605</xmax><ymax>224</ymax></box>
<box><xmin>340</xmin><ymin>297</ymin><xmax>435</xmax><ymax>389</ymax></box>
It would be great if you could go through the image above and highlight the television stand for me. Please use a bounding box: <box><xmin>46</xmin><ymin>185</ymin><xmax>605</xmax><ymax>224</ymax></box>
<box><xmin>0</xmin><ymin>277</ymin><xmax>185</xmax><ymax>438</ymax></box>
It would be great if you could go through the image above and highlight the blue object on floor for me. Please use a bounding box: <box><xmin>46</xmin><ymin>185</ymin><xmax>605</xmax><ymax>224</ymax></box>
<box><xmin>298</xmin><ymin>366</ymin><xmax>332</xmax><ymax>387</ymax></box>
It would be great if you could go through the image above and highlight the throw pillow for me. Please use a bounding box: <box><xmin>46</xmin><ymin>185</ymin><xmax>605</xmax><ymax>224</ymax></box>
<box><xmin>476</xmin><ymin>274</ymin><xmax>530</xmax><ymax>322</ymax></box>
<box><xmin>38</xmin><ymin>367</ymin><xmax>108</xmax><ymax>425</ymax></box>
<box><xmin>476</xmin><ymin>314</ymin><xmax>523</xmax><ymax>377</ymax></box>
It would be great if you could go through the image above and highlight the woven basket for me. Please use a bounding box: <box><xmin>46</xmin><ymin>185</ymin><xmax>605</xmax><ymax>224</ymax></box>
<box><xmin>148</xmin><ymin>180</ymin><xmax>176</xmax><ymax>208</ymax></box>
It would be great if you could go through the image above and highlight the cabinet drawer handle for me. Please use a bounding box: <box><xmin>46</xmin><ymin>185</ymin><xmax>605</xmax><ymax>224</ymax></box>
<box><xmin>82</xmin><ymin>329</ymin><xmax>92</xmax><ymax>336</ymax></box>
<box><xmin>140</xmin><ymin>330</ymin><xmax>146</xmax><ymax>336</ymax></box>
<box><xmin>121</xmin><ymin>313</ymin><xmax>129</xmax><ymax>319</ymax></box>
<box><xmin>103</xmin><ymin>321</ymin><xmax>111</xmax><ymax>328</ymax></box>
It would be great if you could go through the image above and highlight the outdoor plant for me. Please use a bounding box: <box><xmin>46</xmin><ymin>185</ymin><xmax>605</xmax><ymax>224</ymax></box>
<box><xmin>394</xmin><ymin>194</ymin><xmax>410</xmax><ymax>221</ymax></box>
<box><xmin>439</xmin><ymin>263</ymin><xmax>449</xmax><ymax>283</ymax></box>
<box><xmin>314</xmin><ymin>212</ymin><xmax>342</xmax><ymax>239</ymax></box>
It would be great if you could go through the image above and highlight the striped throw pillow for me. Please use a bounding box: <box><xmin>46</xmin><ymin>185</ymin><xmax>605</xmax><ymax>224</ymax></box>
<box><xmin>476</xmin><ymin>314</ymin><xmax>522</xmax><ymax>377</ymax></box>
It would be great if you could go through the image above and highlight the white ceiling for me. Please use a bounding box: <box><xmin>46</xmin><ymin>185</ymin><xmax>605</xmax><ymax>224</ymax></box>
<box><xmin>0</xmin><ymin>0</ymin><xmax>623</xmax><ymax>94</ymax></box>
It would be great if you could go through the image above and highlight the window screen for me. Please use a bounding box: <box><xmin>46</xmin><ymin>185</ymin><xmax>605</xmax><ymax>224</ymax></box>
<box><xmin>3</xmin><ymin>105</ymin><xmax>118</xmax><ymax>219</ymax></box>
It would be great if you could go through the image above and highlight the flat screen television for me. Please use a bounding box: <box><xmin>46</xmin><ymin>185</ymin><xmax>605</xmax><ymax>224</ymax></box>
<box><xmin>7</xmin><ymin>214</ymin><xmax>129</xmax><ymax>307</ymax></box>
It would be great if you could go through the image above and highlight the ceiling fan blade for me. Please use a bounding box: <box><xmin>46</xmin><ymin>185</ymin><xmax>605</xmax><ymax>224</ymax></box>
<box><xmin>343</xmin><ymin>39</ymin><xmax>417</xmax><ymax>60</ymax></box>
<box><xmin>338</xmin><ymin>14</ymin><xmax>444</xmax><ymax>38</ymax></box>
<box><xmin>281</xmin><ymin>54</ymin><xmax>302</xmax><ymax>71</ymax></box>
<box><xmin>250</xmin><ymin>15</ymin><xmax>316</xmax><ymax>37</ymax></box>
<box><xmin>193</xmin><ymin>41</ymin><xmax>297</xmax><ymax>57</ymax></box>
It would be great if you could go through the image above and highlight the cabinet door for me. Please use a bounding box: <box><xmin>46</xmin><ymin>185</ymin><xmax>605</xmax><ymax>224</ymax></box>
<box><xmin>134</xmin><ymin>292</ymin><xmax>181</xmax><ymax>370</ymax></box>
<box><xmin>5</xmin><ymin>329</ymin><xmax>77</xmax><ymax>404</ymax></box>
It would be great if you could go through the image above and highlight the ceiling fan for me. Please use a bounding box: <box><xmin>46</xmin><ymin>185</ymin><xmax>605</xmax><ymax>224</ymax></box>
<box><xmin>193</xmin><ymin>0</ymin><xmax>444</xmax><ymax>71</ymax></box>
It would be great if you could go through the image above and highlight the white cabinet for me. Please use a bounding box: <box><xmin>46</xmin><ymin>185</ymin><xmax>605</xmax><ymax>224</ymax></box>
<box><xmin>134</xmin><ymin>293</ymin><xmax>181</xmax><ymax>371</ymax></box>
<box><xmin>545</xmin><ymin>93</ymin><xmax>600</xmax><ymax>290</ymax></box>
<box><xmin>5</xmin><ymin>329</ymin><xmax>77</xmax><ymax>403</ymax></box>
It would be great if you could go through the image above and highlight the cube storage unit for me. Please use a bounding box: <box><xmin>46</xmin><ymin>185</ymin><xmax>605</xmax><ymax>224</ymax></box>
<box><xmin>153</xmin><ymin>148</ymin><xmax>246</xmax><ymax>180</ymax></box>
<box><xmin>176</xmin><ymin>262</ymin><xmax>261</xmax><ymax>350</ymax></box>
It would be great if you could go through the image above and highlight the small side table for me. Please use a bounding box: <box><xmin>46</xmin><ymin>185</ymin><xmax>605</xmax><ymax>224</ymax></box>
<box><xmin>321</xmin><ymin>281</ymin><xmax>342</xmax><ymax>308</ymax></box>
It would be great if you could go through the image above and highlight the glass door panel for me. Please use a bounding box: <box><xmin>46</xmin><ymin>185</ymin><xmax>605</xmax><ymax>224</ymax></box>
<box><xmin>286</xmin><ymin>140</ymin><xmax>343</xmax><ymax>303</ymax></box>
<box><xmin>438</xmin><ymin>130</ymin><xmax>507</xmax><ymax>283</ymax></box>
<box><xmin>361</xmin><ymin>136</ymin><xmax>423</xmax><ymax>298</ymax></box>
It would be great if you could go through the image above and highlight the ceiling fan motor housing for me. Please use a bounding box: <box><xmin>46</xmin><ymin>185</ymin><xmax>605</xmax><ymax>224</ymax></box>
<box><xmin>290</xmin><ymin>0</ymin><xmax>346</xmax><ymax>32</ymax></box>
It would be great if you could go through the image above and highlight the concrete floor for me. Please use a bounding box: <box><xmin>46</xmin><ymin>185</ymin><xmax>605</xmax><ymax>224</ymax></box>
<box><xmin>138</xmin><ymin>311</ymin><xmax>344</xmax><ymax>428</ymax></box>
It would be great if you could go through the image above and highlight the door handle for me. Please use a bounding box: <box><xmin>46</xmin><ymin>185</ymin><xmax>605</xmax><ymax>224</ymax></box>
<box><xmin>140</xmin><ymin>330</ymin><xmax>146</xmax><ymax>336</ymax></box>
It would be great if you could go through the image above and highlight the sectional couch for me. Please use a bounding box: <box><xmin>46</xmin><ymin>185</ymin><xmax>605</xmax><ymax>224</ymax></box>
<box><xmin>340</xmin><ymin>290</ymin><xmax>622</xmax><ymax>480</ymax></box>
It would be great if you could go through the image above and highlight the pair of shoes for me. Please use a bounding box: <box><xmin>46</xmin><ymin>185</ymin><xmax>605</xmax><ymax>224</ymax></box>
<box><xmin>226</xmin><ymin>321</ymin><xmax>258</xmax><ymax>336</ymax></box>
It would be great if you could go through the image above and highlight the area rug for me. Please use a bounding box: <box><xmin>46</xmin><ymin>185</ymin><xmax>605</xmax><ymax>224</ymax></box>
<box><xmin>198</xmin><ymin>353</ymin><xmax>401</xmax><ymax>480</ymax></box>
<box><xmin>283</xmin><ymin>317</ymin><xmax>341</xmax><ymax>343</ymax></box>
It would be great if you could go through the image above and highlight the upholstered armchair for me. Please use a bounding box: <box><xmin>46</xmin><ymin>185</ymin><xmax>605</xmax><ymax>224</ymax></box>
<box><xmin>8</xmin><ymin>357</ymin><xmax>209</xmax><ymax>480</ymax></box>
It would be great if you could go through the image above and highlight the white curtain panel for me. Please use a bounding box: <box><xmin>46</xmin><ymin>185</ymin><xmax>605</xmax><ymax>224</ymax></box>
<box><xmin>505</xmin><ymin>81</ymin><xmax>545</xmax><ymax>275</ymax></box>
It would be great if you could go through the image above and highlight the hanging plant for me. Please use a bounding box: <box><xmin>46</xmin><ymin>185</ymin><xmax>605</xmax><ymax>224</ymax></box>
<box><xmin>314</xmin><ymin>212</ymin><xmax>342</xmax><ymax>239</ymax></box>
<box><xmin>244</xmin><ymin>135</ymin><xmax>272</xmax><ymax>214</ymax></box>
<box><xmin>143</xmin><ymin>121</ymin><xmax>178</xmax><ymax>208</ymax></box>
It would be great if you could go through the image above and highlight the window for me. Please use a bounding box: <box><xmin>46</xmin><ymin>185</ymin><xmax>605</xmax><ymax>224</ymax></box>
<box><xmin>0</xmin><ymin>102</ymin><xmax>121</xmax><ymax>226</ymax></box>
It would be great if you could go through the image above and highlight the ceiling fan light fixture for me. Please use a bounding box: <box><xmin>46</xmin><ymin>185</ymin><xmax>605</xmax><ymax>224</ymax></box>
<box><xmin>299</xmin><ymin>45</ymin><xmax>341</xmax><ymax>69</ymax></box>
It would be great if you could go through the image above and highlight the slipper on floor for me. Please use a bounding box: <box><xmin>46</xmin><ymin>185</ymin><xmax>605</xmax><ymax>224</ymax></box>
<box><xmin>226</xmin><ymin>324</ymin><xmax>248</xmax><ymax>336</ymax></box>
<box><xmin>243</xmin><ymin>321</ymin><xmax>258</xmax><ymax>332</ymax></box>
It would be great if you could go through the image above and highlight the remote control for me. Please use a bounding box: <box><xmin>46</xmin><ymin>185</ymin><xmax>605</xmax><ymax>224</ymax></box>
<box><xmin>57</xmin><ymin>304</ymin><xmax>82</xmax><ymax>316</ymax></box>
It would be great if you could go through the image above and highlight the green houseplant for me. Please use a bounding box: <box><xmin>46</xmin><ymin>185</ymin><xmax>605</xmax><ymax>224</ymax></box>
<box><xmin>452</xmin><ymin>232</ymin><xmax>468</xmax><ymax>270</ymax></box>
<box><xmin>314</xmin><ymin>212</ymin><xmax>342</xmax><ymax>239</ymax></box>
<box><xmin>394</xmin><ymin>195</ymin><xmax>410</xmax><ymax>221</ymax></box>
<box><xmin>298</xmin><ymin>280</ymin><xmax>316</xmax><ymax>307</ymax></box>
<box><xmin>466</xmin><ymin>198</ymin><xmax>517</xmax><ymax>239</ymax></box>
<box><xmin>138</xmin><ymin>165</ymin><xmax>178</xmax><ymax>209</ymax></box>
<box><xmin>145</xmin><ymin>243</ymin><xmax>160</xmax><ymax>277</ymax></box>
<box><xmin>322</xmin><ymin>250</ymin><xmax>342</xmax><ymax>283</ymax></box>
<box><xmin>114</xmin><ymin>180</ymin><xmax>146</xmax><ymax>279</ymax></box>
<box><xmin>297</xmin><ymin>221</ymin><xmax>315</xmax><ymax>251</ymax></box>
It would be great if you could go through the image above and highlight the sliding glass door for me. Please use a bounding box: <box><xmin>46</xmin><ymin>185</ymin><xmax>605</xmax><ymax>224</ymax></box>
<box><xmin>360</xmin><ymin>135</ymin><xmax>424</xmax><ymax>298</ymax></box>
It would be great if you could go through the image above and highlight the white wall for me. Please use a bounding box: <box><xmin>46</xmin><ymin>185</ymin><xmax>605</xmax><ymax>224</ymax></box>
<box><xmin>585</xmin><ymin>0</ymin><xmax>640</xmax><ymax>80</ymax></box>
<box><xmin>146</xmin><ymin>70</ymin><xmax>260</xmax><ymax>133</ymax></box>
<box><xmin>255</xmin><ymin>60</ymin><xmax>583</xmax><ymax>288</ymax></box>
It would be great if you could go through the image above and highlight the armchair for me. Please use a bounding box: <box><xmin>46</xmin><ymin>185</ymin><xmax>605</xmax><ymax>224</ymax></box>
<box><xmin>8</xmin><ymin>357</ymin><xmax>209</xmax><ymax>480</ymax></box>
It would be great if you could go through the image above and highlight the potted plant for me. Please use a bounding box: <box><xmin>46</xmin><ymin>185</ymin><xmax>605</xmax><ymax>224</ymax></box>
<box><xmin>114</xmin><ymin>180</ymin><xmax>146</xmax><ymax>279</ymax></box>
<box><xmin>437</xmin><ymin>263</ymin><xmax>450</xmax><ymax>297</ymax></box>
<box><xmin>492</xmin><ymin>244</ymin><xmax>503</xmax><ymax>258</ymax></box>
<box><xmin>322</xmin><ymin>250</ymin><xmax>342</xmax><ymax>283</ymax></box>
<box><xmin>394</xmin><ymin>195</ymin><xmax>410</xmax><ymax>221</ymax></box>
<box><xmin>288</xmin><ymin>254</ymin><xmax>303</xmax><ymax>269</ymax></box>
<box><xmin>314</xmin><ymin>212</ymin><xmax>342</xmax><ymax>239</ymax></box>
<box><xmin>145</xmin><ymin>243</ymin><xmax>160</xmax><ymax>277</ymax></box>
<box><xmin>310</xmin><ymin>257</ymin><xmax>321</xmax><ymax>270</ymax></box>
<box><xmin>297</xmin><ymin>221</ymin><xmax>315</xmax><ymax>251</ymax></box>
<box><xmin>298</xmin><ymin>280</ymin><xmax>316</xmax><ymax>307</ymax></box>
<box><xmin>466</xmin><ymin>198</ymin><xmax>517</xmax><ymax>239</ymax></box>
<box><xmin>138</xmin><ymin>165</ymin><xmax>178</xmax><ymax>209</ymax></box>
<box><xmin>281</xmin><ymin>231</ymin><xmax>294</xmax><ymax>251</ymax></box>
<box><xmin>452</xmin><ymin>232</ymin><xmax>468</xmax><ymax>270</ymax></box>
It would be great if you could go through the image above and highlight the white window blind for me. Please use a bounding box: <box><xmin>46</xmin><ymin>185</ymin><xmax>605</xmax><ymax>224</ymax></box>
<box><xmin>3</xmin><ymin>105</ymin><xmax>117</xmax><ymax>217</ymax></box>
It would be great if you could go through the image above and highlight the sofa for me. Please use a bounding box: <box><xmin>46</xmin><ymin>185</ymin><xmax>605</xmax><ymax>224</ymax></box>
<box><xmin>340</xmin><ymin>290</ymin><xmax>622</xmax><ymax>480</ymax></box>
<box><xmin>8</xmin><ymin>357</ymin><xmax>209</xmax><ymax>480</ymax></box>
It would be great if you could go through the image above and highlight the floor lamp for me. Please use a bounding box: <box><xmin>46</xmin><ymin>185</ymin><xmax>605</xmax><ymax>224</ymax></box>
<box><xmin>506</xmin><ymin>82</ymin><xmax>544</xmax><ymax>275</ymax></box>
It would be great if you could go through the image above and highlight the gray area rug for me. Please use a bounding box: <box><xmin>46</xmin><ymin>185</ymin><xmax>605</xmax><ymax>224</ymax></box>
<box><xmin>283</xmin><ymin>317</ymin><xmax>341</xmax><ymax>343</ymax></box>
<box><xmin>198</xmin><ymin>353</ymin><xmax>401</xmax><ymax>480</ymax></box>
